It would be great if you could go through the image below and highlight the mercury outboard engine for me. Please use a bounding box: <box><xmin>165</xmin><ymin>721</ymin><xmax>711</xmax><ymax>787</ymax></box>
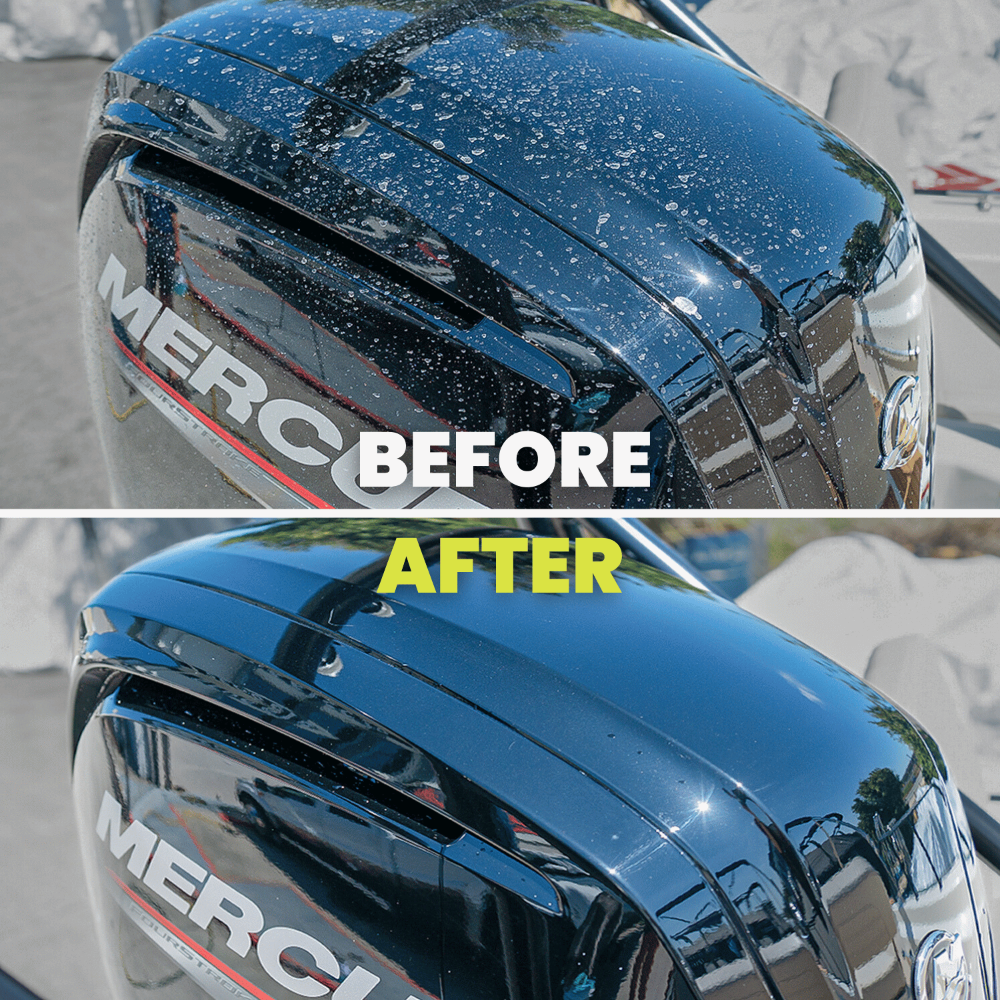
<box><xmin>78</xmin><ymin>0</ymin><xmax>933</xmax><ymax>508</ymax></box>
<box><xmin>71</xmin><ymin>521</ymin><xmax>993</xmax><ymax>1000</ymax></box>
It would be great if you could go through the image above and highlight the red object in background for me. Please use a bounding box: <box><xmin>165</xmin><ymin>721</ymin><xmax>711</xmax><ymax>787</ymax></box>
<box><xmin>915</xmin><ymin>163</ymin><xmax>1000</xmax><ymax>193</ymax></box>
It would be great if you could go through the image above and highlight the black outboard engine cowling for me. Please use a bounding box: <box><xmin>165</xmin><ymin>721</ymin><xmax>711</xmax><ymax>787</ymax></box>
<box><xmin>78</xmin><ymin>0</ymin><xmax>933</xmax><ymax>508</ymax></box>
<box><xmin>71</xmin><ymin>522</ymin><xmax>993</xmax><ymax>1000</ymax></box>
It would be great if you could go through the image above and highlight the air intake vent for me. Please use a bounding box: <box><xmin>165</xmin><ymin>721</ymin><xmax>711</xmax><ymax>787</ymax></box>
<box><xmin>132</xmin><ymin>144</ymin><xmax>484</xmax><ymax>333</ymax></box>
<box><xmin>116</xmin><ymin>675</ymin><xmax>463</xmax><ymax>842</ymax></box>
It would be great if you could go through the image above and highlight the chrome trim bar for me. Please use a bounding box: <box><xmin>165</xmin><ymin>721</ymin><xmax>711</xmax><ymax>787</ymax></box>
<box><xmin>639</xmin><ymin>0</ymin><xmax>756</xmax><ymax>73</ymax></box>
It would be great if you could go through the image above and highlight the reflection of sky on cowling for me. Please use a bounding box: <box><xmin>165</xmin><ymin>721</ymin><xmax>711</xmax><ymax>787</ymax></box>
<box><xmin>397</xmin><ymin>558</ymin><xmax>920</xmax><ymax>834</ymax></box>
<box><xmin>213</xmin><ymin>522</ymin><xmax>926</xmax><ymax>843</ymax></box>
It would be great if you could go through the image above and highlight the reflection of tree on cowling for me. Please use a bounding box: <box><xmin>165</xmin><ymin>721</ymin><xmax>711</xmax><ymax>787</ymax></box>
<box><xmin>816</xmin><ymin>133</ymin><xmax>903</xmax><ymax>219</ymax></box>
<box><xmin>285</xmin><ymin>0</ymin><xmax>627</xmax><ymax>137</ymax></box>
<box><xmin>839</xmin><ymin>219</ymin><xmax>885</xmax><ymax>290</ymax></box>
<box><xmin>484</xmin><ymin>0</ymin><xmax>674</xmax><ymax>48</ymax></box>
<box><xmin>853</xmin><ymin>766</ymin><xmax>914</xmax><ymax>855</ymax></box>
<box><xmin>777</xmin><ymin>116</ymin><xmax>905</xmax><ymax>291</ymax></box>
<box><xmin>787</xmin><ymin>660</ymin><xmax>946</xmax><ymax>786</ymax></box>
<box><xmin>814</xmin><ymin>133</ymin><xmax>907</xmax><ymax>293</ymax></box>
<box><xmin>732</xmin><ymin>74</ymin><xmax>905</xmax><ymax>279</ymax></box>
<box><xmin>285</xmin><ymin>0</ymin><xmax>674</xmax><ymax>161</ymax></box>
<box><xmin>865</xmin><ymin>700</ymin><xmax>946</xmax><ymax>782</ymax></box>
<box><xmin>852</xmin><ymin>700</ymin><xmax>952</xmax><ymax>888</ymax></box>
<box><xmin>739</xmin><ymin>80</ymin><xmax>904</xmax><ymax>219</ymax></box>
<box><xmin>219</xmin><ymin>518</ymin><xmax>512</xmax><ymax>552</ymax></box>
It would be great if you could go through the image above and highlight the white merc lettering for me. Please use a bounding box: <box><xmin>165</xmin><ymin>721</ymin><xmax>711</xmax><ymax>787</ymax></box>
<box><xmin>98</xmin><ymin>253</ymin><xmax>649</xmax><ymax>495</ymax></box>
<box><xmin>98</xmin><ymin>254</ymin><xmax>344</xmax><ymax>472</ymax></box>
<box><xmin>95</xmin><ymin>790</ymin><xmax>413</xmax><ymax>1000</ymax></box>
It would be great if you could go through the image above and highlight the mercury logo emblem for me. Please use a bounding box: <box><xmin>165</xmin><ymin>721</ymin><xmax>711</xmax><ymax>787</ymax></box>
<box><xmin>913</xmin><ymin>931</ymin><xmax>971</xmax><ymax>1000</ymax></box>
<box><xmin>94</xmin><ymin>791</ymin><xmax>424</xmax><ymax>1000</ymax></box>
<box><xmin>877</xmin><ymin>375</ymin><xmax>921</xmax><ymax>470</ymax></box>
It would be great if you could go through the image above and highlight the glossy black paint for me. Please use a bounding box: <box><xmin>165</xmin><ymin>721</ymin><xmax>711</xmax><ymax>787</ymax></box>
<box><xmin>78</xmin><ymin>0</ymin><xmax>932</xmax><ymax>507</ymax></box>
<box><xmin>72</xmin><ymin>522</ymin><xmax>994</xmax><ymax>1000</ymax></box>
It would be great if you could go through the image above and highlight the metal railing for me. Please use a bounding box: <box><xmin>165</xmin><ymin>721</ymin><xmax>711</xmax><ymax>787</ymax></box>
<box><xmin>920</xmin><ymin>228</ymin><xmax>1000</xmax><ymax>350</ymax></box>
<box><xmin>962</xmin><ymin>792</ymin><xmax>1000</xmax><ymax>875</ymax></box>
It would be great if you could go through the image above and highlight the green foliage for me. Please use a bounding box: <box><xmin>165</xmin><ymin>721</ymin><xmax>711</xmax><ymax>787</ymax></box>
<box><xmin>228</xmin><ymin>517</ymin><xmax>515</xmax><ymax>552</ymax></box>
<box><xmin>817</xmin><ymin>133</ymin><xmax>903</xmax><ymax>218</ymax></box>
<box><xmin>853</xmin><ymin>766</ymin><xmax>911</xmax><ymax>850</ymax></box>
<box><xmin>865</xmin><ymin>701</ymin><xmax>946</xmax><ymax>782</ymax></box>
<box><xmin>840</xmin><ymin>219</ymin><xmax>885</xmax><ymax>289</ymax></box>
<box><xmin>489</xmin><ymin>0</ymin><xmax>674</xmax><ymax>47</ymax></box>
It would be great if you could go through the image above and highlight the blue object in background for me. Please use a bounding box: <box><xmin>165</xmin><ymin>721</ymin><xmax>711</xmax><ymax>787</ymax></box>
<box><xmin>680</xmin><ymin>530</ymin><xmax>755</xmax><ymax>599</ymax></box>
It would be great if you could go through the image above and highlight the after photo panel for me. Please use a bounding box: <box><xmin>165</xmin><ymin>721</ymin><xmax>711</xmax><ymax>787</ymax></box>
<box><xmin>1</xmin><ymin>516</ymin><xmax>998</xmax><ymax>1000</ymax></box>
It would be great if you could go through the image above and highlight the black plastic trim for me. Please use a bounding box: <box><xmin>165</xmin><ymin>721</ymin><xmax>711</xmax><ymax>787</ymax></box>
<box><xmin>79</xmin><ymin>133</ymin><xmax>141</xmax><ymax>217</ymax></box>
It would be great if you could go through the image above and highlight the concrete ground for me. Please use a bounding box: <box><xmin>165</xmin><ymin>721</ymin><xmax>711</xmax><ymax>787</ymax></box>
<box><xmin>0</xmin><ymin>670</ymin><xmax>110</xmax><ymax>1000</ymax></box>
<box><xmin>0</xmin><ymin>518</ymin><xmax>249</xmax><ymax>997</ymax></box>
<box><xmin>0</xmin><ymin>57</ymin><xmax>111</xmax><ymax>508</ymax></box>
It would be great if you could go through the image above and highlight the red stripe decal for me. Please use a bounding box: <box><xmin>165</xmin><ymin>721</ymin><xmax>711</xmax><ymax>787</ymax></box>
<box><xmin>111</xmin><ymin>872</ymin><xmax>278</xmax><ymax>1000</ymax></box>
<box><xmin>112</xmin><ymin>335</ymin><xmax>334</xmax><ymax>508</ymax></box>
